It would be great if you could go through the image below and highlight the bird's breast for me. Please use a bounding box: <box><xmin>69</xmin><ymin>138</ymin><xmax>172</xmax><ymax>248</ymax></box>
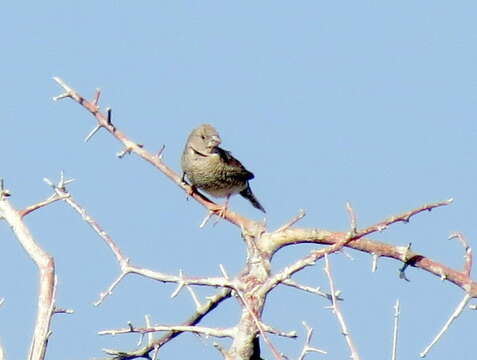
<box><xmin>182</xmin><ymin>153</ymin><xmax>247</xmax><ymax>198</ymax></box>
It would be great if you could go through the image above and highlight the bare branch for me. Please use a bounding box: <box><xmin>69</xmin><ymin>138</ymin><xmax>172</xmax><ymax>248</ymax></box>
<box><xmin>371</xmin><ymin>253</ymin><xmax>379</xmax><ymax>272</ymax></box>
<box><xmin>391</xmin><ymin>299</ymin><xmax>400</xmax><ymax>360</ymax></box>
<box><xmin>282</xmin><ymin>279</ymin><xmax>337</xmax><ymax>301</ymax></box>
<box><xmin>324</xmin><ymin>254</ymin><xmax>360</xmax><ymax>360</ymax></box>
<box><xmin>346</xmin><ymin>201</ymin><xmax>357</xmax><ymax>235</ymax></box>
<box><xmin>449</xmin><ymin>232</ymin><xmax>473</xmax><ymax>278</ymax></box>
<box><xmin>52</xmin><ymin>77</ymin><xmax>259</xmax><ymax>231</ymax></box>
<box><xmin>99</xmin><ymin>323</ymin><xmax>234</xmax><ymax>338</ymax></box>
<box><xmin>298</xmin><ymin>322</ymin><xmax>327</xmax><ymax>360</ymax></box>
<box><xmin>420</xmin><ymin>293</ymin><xmax>472</xmax><ymax>358</ymax></box>
<box><xmin>274</xmin><ymin>209</ymin><xmax>306</xmax><ymax>233</ymax></box>
<box><xmin>19</xmin><ymin>193</ymin><xmax>68</xmax><ymax>217</ymax></box>
<box><xmin>355</xmin><ymin>199</ymin><xmax>453</xmax><ymax>240</ymax></box>
<box><xmin>261</xmin><ymin>324</ymin><xmax>297</xmax><ymax>338</ymax></box>
<box><xmin>0</xmin><ymin>190</ymin><xmax>57</xmax><ymax>360</ymax></box>
<box><xmin>94</xmin><ymin>271</ymin><xmax>128</xmax><ymax>306</ymax></box>
<box><xmin>84</xmin><ymin>124</ymin><xmax>102</xmax><ymax>143</ymax></box>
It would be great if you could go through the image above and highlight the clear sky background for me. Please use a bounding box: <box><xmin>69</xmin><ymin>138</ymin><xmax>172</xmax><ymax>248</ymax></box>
<box><xmin>1</xmin><ymin>1</ymin><xmax>476</xmax><ymax>359</ymax></box>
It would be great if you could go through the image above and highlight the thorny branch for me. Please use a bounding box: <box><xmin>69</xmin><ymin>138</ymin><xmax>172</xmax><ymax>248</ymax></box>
<box><xmin>51</xmin><ymin>78</ymin><xmax>477</xmax><ymax>359</ymax></box>
<box><xmin>52</xmin><ymin>76</ymin><xmax>260</xmax><ymax>233</ymax></box>
<box><xmin>0</xmin><ymin>184</ymin><xmax>58</xmax><ymax>360</ymax></box>
<box><xmin>324</xmin><ymin>254</ymin><xmax>360</xmax><ymax>360</ymax></box>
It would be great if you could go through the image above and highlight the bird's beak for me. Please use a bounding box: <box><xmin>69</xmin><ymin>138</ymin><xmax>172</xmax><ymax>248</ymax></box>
<box><xmin>208</xmin><ymin>135</ymin><xmax>221</xmax><ymax>147</ymax></box>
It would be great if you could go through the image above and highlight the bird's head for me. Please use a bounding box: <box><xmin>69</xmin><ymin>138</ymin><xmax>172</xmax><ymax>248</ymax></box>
<box><xmin>190</xmin><ymin>124</ymin><xmax>222</xmax><ymax>153</ymax></box>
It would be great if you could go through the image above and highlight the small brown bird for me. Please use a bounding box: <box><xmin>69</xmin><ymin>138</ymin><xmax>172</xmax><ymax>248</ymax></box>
<box><xmin>181</xmin><ymin>124</ymin><xmax>265</xmax><ymax>213</ymax></box>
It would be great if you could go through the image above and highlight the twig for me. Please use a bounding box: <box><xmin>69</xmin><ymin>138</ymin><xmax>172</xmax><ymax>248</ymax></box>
<box><xmin>274</xmin><ymin>209</ymin><xmax>306</xmax><ymax>233</ymax></box>
<box><xmin>420</xmin><ymin>293</ymin><xmax>472</xmax><ymax>357</ymax></box>
<box><xmin>282</xmin><ymin>279</ymin><xmax>338</xmax><ymax>301</ymax></box>
<box><xmin>371</xmin><ymin>253</ymin><xmax>379</xmax><ymax>272</ymax></box>
<box><xmin>19</xmin><ymin>193</ymin><xmax>68</xmax><ymax>218</ymax></box>
<box><xmin>355</xmin><ymin>199</ymin><xmax>453</xmax><ymax>240</ymax></box>
<box><xmin>84</xmin><ymin>124</ymin><xmax>102</xmax><ymax>143</ymax></box>
<box><xmin>449</xmin><ymin>232</ymin><xmax>472</xmax><ymax>278</ymax></box>
<box><xmin>391</xmin><ymin>299</ymin><xmax>400</xmax><ymax>360</ymax></box>
<box><xmin>233</xmin><ymin>286</ymin><xmax>283</xmax><ymax>360</ymax></box>
<box><xmin>0</xmin><ymin>190</ymin><xmax>57</xmax><ymax>360</ymax></box>
<box><xmin>94</xmin><ymin>271</ymin><xmax>128</xmax><ymax>306</ymax></box>
<box><xmin>298</xmin><ymin>322</ymin><xmax>327</xmax><ymax>360</ymax></box>
<box><xmin>346</xmin><ymin>202</ymin><xmax>357</xmax><ymax>235</ymax></box>
<box><xmin>52</xmin><ymin>77</ymin><xmax>257</xmax><ymax>231</ymax></box>
<box><xmin>99</xmin><ymin>324</ymin><xmax>234</xmax><ymax>338</ymax></box>
<box><xmin>324</xmin><ymin>254</ymin><xmax>360</xmax><ymax>360</ymax></box>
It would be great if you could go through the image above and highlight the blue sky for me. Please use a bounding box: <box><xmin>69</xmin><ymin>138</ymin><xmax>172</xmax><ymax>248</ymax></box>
<box><xmin>1</xmin><ymin>1</ymin><xmax>476</xmax><ymax>359</ymax></box>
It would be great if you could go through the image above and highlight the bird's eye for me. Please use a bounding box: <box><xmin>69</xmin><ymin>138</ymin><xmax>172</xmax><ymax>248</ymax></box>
<box><xmin>201</xmin><ymin>135</ymin><xmax>206</xmax><ymax>140</ymax></box>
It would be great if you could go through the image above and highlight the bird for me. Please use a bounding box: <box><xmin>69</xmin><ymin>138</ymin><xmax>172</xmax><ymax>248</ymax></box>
<box><xmin>181</xmin><ymin>124</ymin><xmax>266</xmax><ymax>214</ymax></box>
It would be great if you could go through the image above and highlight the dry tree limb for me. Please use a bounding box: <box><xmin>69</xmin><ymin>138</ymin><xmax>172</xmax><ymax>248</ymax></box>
<box><xmin>52</xmin><ymin>77</ymin><xmax>259</xmax><ymax>233</ymax></box>
<box><xmin>0</xmin><ymin>185</ymin><xmax>57</xmax><ymax>360</ymax></box>
<box><xmin>324</xmin><ymin>254</ymin><xmax>360</xmax><ymax>360</ymax></box>
<box><xmin>51</xmin><ymin>78</ymin><xmax>477</xmax><ymax>360</ymax></box>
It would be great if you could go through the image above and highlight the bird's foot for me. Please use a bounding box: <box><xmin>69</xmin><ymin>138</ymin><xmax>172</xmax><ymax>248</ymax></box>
<box><xmin>199</xmin><ymin>204</ymin><xmax>228</xmax><ymax>228</ymax></box>
<box><xmin>185</xmin><ymin>185</ymin><xmax>197</xmax><ymax>198</ymax></box>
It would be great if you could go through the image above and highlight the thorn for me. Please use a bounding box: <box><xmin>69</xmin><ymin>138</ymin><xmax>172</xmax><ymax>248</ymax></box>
<box><xmin>117</xmin><ymin>147</ymin><xmax>132</xmax><ymax>158</ymax></box>
<box><xmin>92</xmin><ymin>88</ymin><xmax>101</xmax><ymax>106</ymax></box>
<box><xmin>52</xmin><ymin>93</ymin><xmax>70</xmax><ymax>101</ymax></box>
<box><xmin>157</xmin><ymin>144</ymin><xmax>166</xmax><ymax>159</ymax></box>
<box><xmin>84</xmin><ymin>124</ymin><xmax>102</xmax><ymax>143</ymax></box>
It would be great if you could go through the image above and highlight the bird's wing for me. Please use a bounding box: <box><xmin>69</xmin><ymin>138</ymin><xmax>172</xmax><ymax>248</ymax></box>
<box><xmin>215</xmin><ymin>147</ymin><xmax>255</xmax><ymax>181</ymax></box>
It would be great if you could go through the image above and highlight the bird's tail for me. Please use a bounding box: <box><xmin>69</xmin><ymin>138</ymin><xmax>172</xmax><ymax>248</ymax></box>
<box><xmin>240</xmin><ymin>185</ymin><xmax>266</xmax><ymax>213</ymax></box>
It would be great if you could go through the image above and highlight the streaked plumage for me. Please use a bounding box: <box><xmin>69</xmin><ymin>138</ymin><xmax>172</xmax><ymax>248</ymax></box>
<box><xmin>181</xmin><ymin>124</ymin><xmax>265</xmax><ymax>213</ymax></box>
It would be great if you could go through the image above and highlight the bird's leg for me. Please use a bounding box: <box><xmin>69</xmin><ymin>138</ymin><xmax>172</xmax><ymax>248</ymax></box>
<box><xmin>216</xmin><ymin>195</ymin><xmax>230</xmax><ymax>219</ymax></box>
<box><xmin>205</xmin><ymin>196</ymin><xmax>230</xmax><ymax>227</ymax></box>
<box><xmin>181</xmin><ymin>173</ymin><xmax>194</xmax><ymax>196</ymax></box>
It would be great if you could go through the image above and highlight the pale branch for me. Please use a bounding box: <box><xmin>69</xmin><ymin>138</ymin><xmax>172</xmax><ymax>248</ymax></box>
<box><xmin>449</xmin><ymin>232</ymin><xmax>473</xmax><ymax>279</ymax></box>
<box><xmin>420</xmin><ymin>293</ymin><xmax>472</xmax><ymax>358</ymax></box>
<box><xmin>45</xmin><ymin>175</ymin><xmax>127</xmax><ymax>265</ymax></box>
<box><xmin>185</xmin><ymin>283</ymin><xmax>202</xmax><ymax>309</ymax></box>
<box><xmin>355</xmin><ymin>199</ymin><xmax>453</xmax><ymax>240</ymax></box>
<box><xmin>324</xmin><ymin>254</ymin><xmax>360</xmax><ymax>360</ymax></box>
<box><xmin>263</xmin><ymin>230</ymin><xmax>361</xmax><ymax>294</ymax></box>
<box><xmin>107</xmin><ymin>288</ymin><xmax>233</xmax><ymax>360</ymax></box>
<box><xmin>232</xmin><ymin>286</ymin><xmax>283</xmax><ymax>360</ymax></box>
<box><xmin>44</xmin><ymin>175</ymin><xmax>240</xmax><ymax>358</ymax></box>
<box><xmin>52</xmin><ymin>77</ymin><xmax>258</xmax><ymax>231</ymax></box>
<box><xmin>260</xmin><ymin>227</ymin><xmax>477</xmax><ymax>297</ymax></box>
<box><xmin>281</xmin><ymin>279</ymin><xmax>336</xmax><ymax>301</ymax></box>
<box><xmin>19</xmin><ymin>193</ymin><xmax>68</xmax><ymax>217</ymax></box>
<box><xmin>297</xmin><ymin>322</ymin><xmax>327</xmax><ymax>360</ymax></box>
<box><xmin>51</xmin><ymin>77</ymin><xmax>476</xmax><ymax>360</ymax></box>
<box><xmin>391</xmin><ymin>299</ymin><xmax>400</xmax><ymax>360</ymax></box>
<box><xmin>144</xmin><ymin>288</ymin><xmax>233</xmax><ymax>357</ymax></box>
<box><xmin>0</xmin><ymin>189</ymin><xmax>57</xmax><ymax>360</ymax></box>
<box><xmin>371</xmin><ymin>253</ymin><xmax>379</xmax><ymax>272</ymax></box>
<box><xmin>260</xmin><ymin>324</ymin><xmax>297</xmax><ymax>338</ymax></box>
<box><xmin>98</xmin><ymin>323</ymin><xmax>235</xmax><ymax>338</ymax></box>
<box><xmin>345</xmin><ymin>201</ymin><xmax>357</xmax><ymax>235</ymax></box>
<box><xmin>95</xmin><ymin>271</ymin><xmax>128</xmax><ymax>307</ymax></box>
<box><xmin>273</xmin><ymin>209</ymin><xmax>306</xmax><ymax>233</ymax></box>
<box><xmin>44</xmin><ymin>177</ymin><xmax>234</xmax><ymax>306</ymax></box>
<box><xmin>84</xmin><ymin>124</ymin><xmax>101</xmax><ymax>142</ymax></box>
<box><xmin>144</xmin><ymin>315</ymin><xmax>154</xmax><ymax>347</ymax></box>
<box><xmin>261</xmin><ymin>200</ymin><xmax>456</xmax><ymax>294</ymax></box>
<box><xmin>264</xmin><ymin>199</ymin><xmax>453</xmax><ymax>255</ymax></box>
